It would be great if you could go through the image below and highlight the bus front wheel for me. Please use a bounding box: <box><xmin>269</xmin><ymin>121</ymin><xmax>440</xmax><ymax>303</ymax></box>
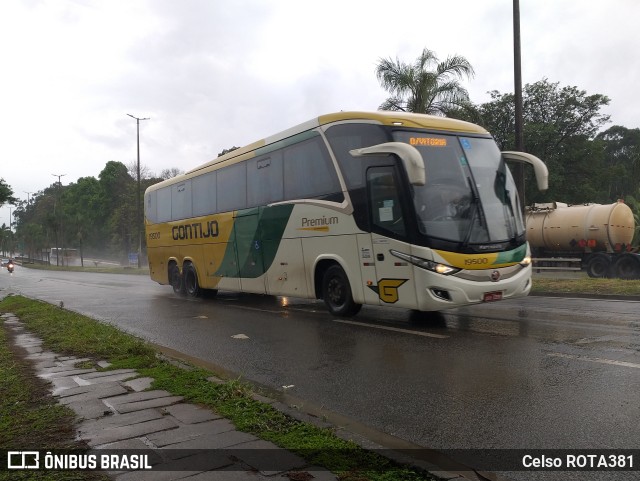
<box><xmin>322</xmin><ymin>265</ymin><xmax>361</xmax><ymax>317</ymax></box>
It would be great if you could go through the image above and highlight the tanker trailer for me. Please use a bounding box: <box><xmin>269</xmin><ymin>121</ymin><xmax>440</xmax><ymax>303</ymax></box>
<box><xmin>526</xmin><ymin>201</ymin><xmax>639</xmax><ymax>278</ymax></box>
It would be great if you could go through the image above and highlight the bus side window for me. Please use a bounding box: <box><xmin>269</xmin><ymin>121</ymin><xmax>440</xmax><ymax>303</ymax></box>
<box><xmin>247</xmin><ymin>153</ymin><xmax>284</xmax><ymax>207</ymax></box>
<box><xmin>157</xmin><ymin>186</ymin><xmax>172</xmax><ymax>223</ymax></box>
<box><xmin>217</xmin><ymin>162</ymin><xmax>247</xmax><ymax>212</ymax></box>
<box><xmin>172</xmin><ymin>181</ymin><xmax>193</xmax><ymax>221</ymax></box>
<box><xmin>283</xmin><ymin>136</ymin><xmax>341</xmax><ymax>200</ymax></box>
<box><xmin>192</xmin><ymin>171</ymin><xmax>217</xmax><ymax>217</ymax></box>
<box><xmin>145</xmin><ymin>191</ymin><xmax>157</xmax><ymax>223</ymax></box>
<box><xmin>367</xmin><ymin>167</ymin><xmax>406</xmax><ymax>237</ymax></box>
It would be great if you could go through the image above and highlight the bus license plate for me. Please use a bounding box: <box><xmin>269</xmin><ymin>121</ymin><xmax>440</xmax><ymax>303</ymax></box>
<box><xmin>483</xmin><ymin>291</ymin><xmax>503</xmax><ymax>302</ymax></box>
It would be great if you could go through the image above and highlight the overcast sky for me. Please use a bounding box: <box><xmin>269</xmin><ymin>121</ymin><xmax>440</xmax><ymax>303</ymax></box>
<box><xmin>1</xmin><ymin>0</ymin><xmax>639</xmax><ymax>227</ymax></box>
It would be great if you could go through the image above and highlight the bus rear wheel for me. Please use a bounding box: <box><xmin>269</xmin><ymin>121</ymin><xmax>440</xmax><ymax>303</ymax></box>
<box><xmin>322</xmin><ymin>265</ymin><xmax>361</xmax><ymax>317</ymax></box>
<box><xmin>169</xmin><ymin>263</ymin><xmax>185</xmax><ymax>295</ymax></box>
<box><xmin>183</xmin><ymin>264</ymin><xmax>201</xmax><ymax>297</ymax></box>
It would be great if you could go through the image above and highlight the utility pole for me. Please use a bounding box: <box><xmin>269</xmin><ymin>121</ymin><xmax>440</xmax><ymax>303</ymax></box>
<box><xmin>8</xmin><ymin>204</ymin><xmax>16</xmax><ymax>257</ymax></box>
<box><xmin>513</xmin><ymin>0</ymin><xmax>526</xmax><ymax>209</ymax></box>
<box><xmin>127</xmin><ymin>114</ymin><xmax>150</xmax><ymax>268</ymax></box>
<box><xmin>23</xmin><ymin>192</ymin><xmax>34</xmax><ymax>260</ymax></box>
<box><xmin>52</xmin><ymin>174</ymin><xmax>66</xmax><ymax>266</ymax></box>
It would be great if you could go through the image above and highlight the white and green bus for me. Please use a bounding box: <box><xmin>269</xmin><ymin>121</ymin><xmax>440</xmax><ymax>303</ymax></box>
<box><xmin>144</xmin><ymin>111</ymin><xmax>547</xmax><ymax>316</ymax></box>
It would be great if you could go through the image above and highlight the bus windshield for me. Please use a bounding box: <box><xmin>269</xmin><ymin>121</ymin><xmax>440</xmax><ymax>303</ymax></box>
<box><xmin>392</xmin><ymin>131</ymin><xmax>524</xmax><ymax>245</ymax></box>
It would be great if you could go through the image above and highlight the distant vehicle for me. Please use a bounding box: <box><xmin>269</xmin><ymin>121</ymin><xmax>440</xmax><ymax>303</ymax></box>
<box><xmin>47</xmin><ymin>247</ymin><xmax>79</xmax><ymax>266</ymax></box>
<box><xmin>1</xmin><ymin>259</ymin><xmax>9</xmax><ymax>268</ymax></box>
<box><xmin>145</xmin><ymin>111</ymin><xmax>548</xmax><ymax>316</ymax></box>
<box><xmin>6</xmin><ymin>261</ymin><xmax>14</xmax><ymax>273</ymax></box>
<box><xmin>527</xmin><ymin>201</ymin><xmax>639</xmax><ymax>278</ymax></box>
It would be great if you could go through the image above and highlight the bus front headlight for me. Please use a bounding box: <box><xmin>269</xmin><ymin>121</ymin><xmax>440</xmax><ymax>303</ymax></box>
<box><xmin>520</xmin><ymin>255</ymin><xmax>532</xmax><ymax>267</ymax></box>
<box><xmin>390</xmin><ymin>250</ymin><xmax>460</xmax><ymax>276</ymax></box>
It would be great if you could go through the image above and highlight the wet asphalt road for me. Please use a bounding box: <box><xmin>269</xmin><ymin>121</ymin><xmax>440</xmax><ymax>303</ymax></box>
<box><xmin>2</xmin><ymin>265</ymin><xmax>640</xmax><ymax>481</ymax></box>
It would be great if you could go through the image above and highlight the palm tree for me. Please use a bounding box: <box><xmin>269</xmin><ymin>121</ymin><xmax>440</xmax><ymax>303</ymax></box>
<box><xmin>376</xmin><ymin>48</ymin><xmax>475</xmax><ymax>115</ymax></box>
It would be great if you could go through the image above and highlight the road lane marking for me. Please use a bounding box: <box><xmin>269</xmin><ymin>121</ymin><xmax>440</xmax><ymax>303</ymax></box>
<box><xmin>547</xmin><ymin>352</ymin><xmax>640</xmax><ymax>369</ymax></box>
<box><xmin>333</xmin><ymin>319</ymin><xmax>449</xmax><ymax>339</ymax></box>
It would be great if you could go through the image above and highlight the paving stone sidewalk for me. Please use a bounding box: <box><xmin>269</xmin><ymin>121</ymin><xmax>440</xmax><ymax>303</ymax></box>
<box><xmin>2</xmin><ymin>312</ymin><xmax>338</xmax><ymax>481</ymax></box>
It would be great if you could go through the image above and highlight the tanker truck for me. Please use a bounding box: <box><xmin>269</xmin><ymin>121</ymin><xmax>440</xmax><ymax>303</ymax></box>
<box><xmin>526</xmin><ymin>201</ymin><xmax>639</xmax><ymax>278</ymax></box>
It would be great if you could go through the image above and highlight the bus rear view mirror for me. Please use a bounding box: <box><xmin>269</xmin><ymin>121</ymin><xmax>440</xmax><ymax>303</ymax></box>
<box><xmin>502</xmin><ymin>151</ymin><xmax>549</xmax><ymax>191</ymax></box>
<box><xmin>350</xmin><ymin>142</ymin><xmax>425</xmax><ymax>186</ymax></box>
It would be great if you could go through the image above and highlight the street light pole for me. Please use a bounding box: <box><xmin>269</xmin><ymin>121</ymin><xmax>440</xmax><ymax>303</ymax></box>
<box><xmin>52</xmin><ymin>174</ymin><xmax>66</xmax><ymax>266</ymax></box>
<box><xmin>5</xmin><ymin>204</ymin><xmax>15</xmax><ymax>257</ymax></box>
<box><xmin>513</xmin><ymin>0</ymin><xmax>526</xmax><ymax>210</ymax></box>
<box><xmin>127</xmin><ymin>114</ymin><xmax>150</xmax><ymax>268</ymax></box>
<box><xmin>23</xmin><ymin>192</ymin><xmax>34</xmax><ymax>260</ymax></box>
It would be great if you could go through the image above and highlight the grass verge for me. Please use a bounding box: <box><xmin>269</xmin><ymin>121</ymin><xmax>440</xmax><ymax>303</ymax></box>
<box><xmin>0</xmin><ymin>295</ymin><xmax>437</xmax><ymax>481</ymax></box>
<box><xmin>531</xmin><ymin>277</ymin><xmax>640</xmax><ymax>296</ymax></box>
<box><xmin>0</xmin><ymin>310</ymin><xmax>110</xmax><ymax>481</ymax></box>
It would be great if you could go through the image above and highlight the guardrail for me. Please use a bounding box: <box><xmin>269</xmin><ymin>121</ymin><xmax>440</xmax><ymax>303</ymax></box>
<box><xmin>532</xmin><ymin>257</ymin><xmax>582</xmax><ymax>273</ymax></box>
<box><xmin>14</xmin><ymin>257</ymin><xmax>49</xmax><ymax>265</ymax></box>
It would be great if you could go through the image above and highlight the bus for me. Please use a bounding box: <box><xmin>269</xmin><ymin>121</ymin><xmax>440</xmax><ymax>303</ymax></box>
<box><xmin>144</xmin><ymin>111</ymin><xmax>548</xmax><ymax>316</ymax></box>
<box><xmin>47</xmin><ymin>247</ymin><xmax>80</xmax><ymax>267</ymax></box>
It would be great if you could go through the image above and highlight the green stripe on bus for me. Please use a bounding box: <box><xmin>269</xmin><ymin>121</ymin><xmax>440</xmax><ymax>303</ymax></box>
<box><xmin>214</xmin><ymin>204</ymin><xmax>294</xmax><ymax>279</ymax></box>
<box><xmin>254</xmin><ymin>130</ymin><xmax>319</xmax><ymax>157</ymax></box>
<box><xmin>494</xmin><ymin>243</ymin><xmax>527</xmax><ymax>264</ymax></box>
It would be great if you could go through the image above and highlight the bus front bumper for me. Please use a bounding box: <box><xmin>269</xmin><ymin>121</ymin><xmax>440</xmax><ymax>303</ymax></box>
<box><xmin>415</xmin><ymin>264</ymin><xmax>532</xmax><ymax>311</ymax></box>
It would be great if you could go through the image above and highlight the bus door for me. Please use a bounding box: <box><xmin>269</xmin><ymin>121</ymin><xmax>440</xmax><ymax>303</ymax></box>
<box><xmin>234</xmin><ymin>210</ymin><xmax>267</xmax><ymax>294</ymax></box>
<box><xmin>365</xmin><ymin>166</ymin><xmax>417</xmax><ymax>309</ymax></box>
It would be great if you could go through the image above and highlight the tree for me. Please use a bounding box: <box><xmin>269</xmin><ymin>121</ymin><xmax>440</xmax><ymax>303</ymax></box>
<box><xmin>375</xmin><ymin>47</ymin><xmax>474</xmax><ymax>114</ymax></box>
<box><xmin>451</xmin><ymin>90</ymin><xmax>515</xmax><ymax>149</ymax></box>
<box><xmin>14</xmin><ymin>187</ymin><xmax>58</xmax><ymax>260</ymax></box>
<box><xmin>98</xmin><ymin>161</ymin><xmax>136</xmax><ymax>258</ymax></box>
<box><xmin>522</xmin><ymin>79</ymin><xmax>610</xmax><ymax>162</ymax></box>
<box><xmin>0</xmin><ymin>178</ymin><xmax>17</xmax><ymax>207</ymax></box>
<box><xmin>12</xmin><ymin>160</ymin><xmax>163</xmax><ymax>263</ymax></box>
<box><xmin>623</xmin><ymin>192</ymin><xmax>640</xmax><ymax>245</ymax></box>
<box><xmin>99</xmin><ymin>161</ymin><xmax>133</xmax><ymax>206</ymax></box>
<box><xmin>0</xmin><ymin>224</ymin><xmax>13</xmax><ymax>256</ymax></box>
<box><xmin>62</xmin><ymin>177</ymin><xmax>106</xmax><ymax>265</ymax></box>
<box><xmin>126</xmin><ymin>160</ymin><xmax>154</xmax><ymax>180</ymax></box>
<box><xmin>160</xmin><ymin>168</ymin><xmax>185</xmax><ymax>179</ymax></box>
<box><xmin>218</xmin><ymin>147</ymin><xmax>240</xmax><ymax>157</ymax></box>
<box><xmin>596</xmin><ymin>126</ymin><xmax>640</xmax><ymax>200</ymax></box>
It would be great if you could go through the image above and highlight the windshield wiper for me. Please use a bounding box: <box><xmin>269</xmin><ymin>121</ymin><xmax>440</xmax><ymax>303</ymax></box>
<box><xmin>462</xmin><ymin>176</ymin><xmax>486</xmax><ymax>248</ymax></box>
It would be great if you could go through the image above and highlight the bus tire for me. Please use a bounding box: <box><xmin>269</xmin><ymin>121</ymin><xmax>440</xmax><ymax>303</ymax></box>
<box><xmin>613</xmin><ymin>253</ymin><xmax>640</xmax><ymax>280</ymax></box>
<box><xmin>183</xmin><ymin>263</ymin><xmax>201</xmax><ymax>297</ymax></box>
<box><xmin>322</xmin><ymin>264</ymin><xmax>362</xmax><ymax>317</ymax></box>
<box><xmin>586</xmin><ymin>253</ymin><xmax>611</xmax><ymax>278</ymax></box>
<box><xmin>169</xmin><ymin>263</ymin><xmax>185</xmax><ymax>295</ymax></box>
